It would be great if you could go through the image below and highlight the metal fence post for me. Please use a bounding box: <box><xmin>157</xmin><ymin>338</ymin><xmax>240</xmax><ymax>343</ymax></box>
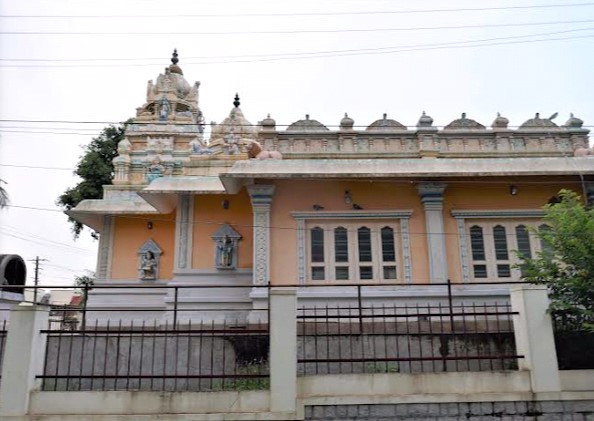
<box><xmin>447</xmin><ymin>279</ymin><xmax>454</xmax><ymax>329</ymax></box>
<box><xmin>173</xmin><ymin>286</ymin><xmax>179</xmax><ymax>329</ymax></box>
<box><xmin>357</xmin><ymin>285</ymin><xmax>363</xmax><ymax>333</ymax></box>
<box><xmin>82</xmin><ymin>284</ymin><xmax>88</xmax><ymax>331</ymax></box>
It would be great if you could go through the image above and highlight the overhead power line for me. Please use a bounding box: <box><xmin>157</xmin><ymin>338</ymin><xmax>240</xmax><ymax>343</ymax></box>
<box><xmin>2</xmin><ymin>32</ymin><xmax>593</xmax><ymax>68</ymax></box>
<box><xmin>3</xmin><ymin>27</ymin><xmax>592</xmax><ymax>63</ymax></box>
<box><xmin>3</xmin><ymin>19</ymin><xmax>594</xmax><ymax>36</ymax></box>
<box><xmin>2</xmin><ymin>203</ymin><xmax>584</xmax><ymax>238</ymax></box>
<box><xmin>1</xmin><ymin>2</ymin><xmax>593</xmax><ymax>18</ymax></box>
<box><xmin>0</xmin><ymin>227</ymin><xmax>96</xmax><ymax>254</ymax></box>
<box><xmin>0</xmin><ymin>163</ymin><xmax>75</xmax><ymax>171</ymax></box>
<box><xmin>2</xmin><ymin>120</ymin><xmax>593</xmax><ymax>130</ymax></box>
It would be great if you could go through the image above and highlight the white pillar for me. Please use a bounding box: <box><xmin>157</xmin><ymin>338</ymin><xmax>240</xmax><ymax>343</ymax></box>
<box><xmin>247</xmin><ymin>185</ymin><xmax>275</xmax><ymax>285</ymax></box>
<box><xmin>510</xmin><ymin>285</ymin><xmax>561</xmax><ymax>393</ymax></box>
<box><xmin>0</xmin><ymin>305</ymin><xmax>50</xmax><ymax>416</ymax></box>
<box><xmin>95</xmin><ymin>215</ymin><xmax>114</xmax><ymax>281</ymax></box>
<box><xmin>417</xmin><ymin>183</ymin><xmax>448</xmax><ymax>283</ymax></box>
<box><xmin>174</xmin><ymin>193</ymin><xmax>194</xmax><ymax>270</ymax></box>
<box><xmin>269</xmin><ymin>287</ymin><xmax>297</xmax><ymax>413</ymax></box>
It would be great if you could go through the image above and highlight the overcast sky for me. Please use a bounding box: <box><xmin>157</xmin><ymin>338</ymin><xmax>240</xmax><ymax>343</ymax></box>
<box><xmin>0</xmin><ymin>0</ymin><xmax>593</xmax><ymax>288</ymax></box>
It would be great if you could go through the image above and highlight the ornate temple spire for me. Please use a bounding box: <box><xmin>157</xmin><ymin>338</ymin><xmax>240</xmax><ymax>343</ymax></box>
<box><xmin>169</xmin><ymin>48</ymin><xmax>183</xmax><ymax>75</ymax></box>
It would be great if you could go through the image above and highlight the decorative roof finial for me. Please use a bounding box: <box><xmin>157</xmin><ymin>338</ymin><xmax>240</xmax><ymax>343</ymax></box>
<box><xmin>382</xmin><ymin>113</ymin><xmax>387</xmax><ymax>120</ymax></box>
<box><xmin>233</xmin><ymin>93</ymin><xmax>240</xmax><ymax>108</ymax></box>
<box><xmin>171</xmin><ymin>49</ymin><xmax>179</xmax><ymax>65</ymax></box>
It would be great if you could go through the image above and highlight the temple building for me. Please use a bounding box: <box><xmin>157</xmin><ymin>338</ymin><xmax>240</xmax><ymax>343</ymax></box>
<box><xmin>68</xmin><ymin>51</ymin><xmax>594</xmax><ymax>323</ymax></box>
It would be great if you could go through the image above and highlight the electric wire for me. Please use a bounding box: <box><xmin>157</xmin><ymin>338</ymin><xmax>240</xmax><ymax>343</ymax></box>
<box><xmin>1</xmin><ymin>122</ymin><xmax>593</xmax><ymax>131</ymax></box>
<box><xmin>3</xmin><ymin>27</ymin><xmax>592</xmax><ymax>67</ymax></box>
<box><xmin>2</xmin><ymin>2</ymin><xmax>593</xmax><ymax>18</ymax></box>
<box><xmin>0</xmin><ymin>202</ymin><xmax>578</xmax><ymax>238</ymax></box>
<box><xmin>3</xmin><ymin>19</ymin><xmax>594</xmax><ymax>36</ymax></box>
<box><xmin>0</xmin><ymin>228</ymin><xmax>96</xmax><ymax>254</ymax></box>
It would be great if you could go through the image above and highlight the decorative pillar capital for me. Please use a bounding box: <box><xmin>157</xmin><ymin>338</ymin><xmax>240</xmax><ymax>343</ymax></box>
<box><xmin>417</xmin><ymin>182</ymin><xmax>447</xmax><ymax>204</ymax></box>
<box><xmin>247</xmin><ymin>184</ymin><xmax>275</xmax><ymax>208</ymax></box>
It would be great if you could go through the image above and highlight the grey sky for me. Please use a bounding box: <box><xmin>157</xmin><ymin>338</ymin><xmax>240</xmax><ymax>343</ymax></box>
<box><xmin>0</xmin><ymin>0</ymin><xmax>593</xmax><ymax>286</ymax></box>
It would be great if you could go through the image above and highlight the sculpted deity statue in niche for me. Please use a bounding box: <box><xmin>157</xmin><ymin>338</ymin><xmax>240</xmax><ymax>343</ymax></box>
<box><xmin>147</xmin><ymin>157</ymin><xmax>166</xmax><ymax>183</ymax></box>
<box><xmin>139</xmin><ymin>251</ymin><xmax>157</xmax><ymax>280</ymax></box>
<box><xmin>159</xmin><ymin>97</ymin><xmax>171</xmax><ymax>121</ymax></box>
<box><xmin>218</xmin><ymin>235</ymin><xmax>234</xmax><ymax>267</ymax></box>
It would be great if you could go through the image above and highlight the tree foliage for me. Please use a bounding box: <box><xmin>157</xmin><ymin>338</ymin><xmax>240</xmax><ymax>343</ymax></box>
<box><xmin>517</xmin><ymin>189</ymin><xmax>594</xmax><ymax>331</ymax></box>
<box><xmin>75</xmin><ymin>271</ymin><xmax>95</xmax><ymax>291</ymax></box>
<box><xmin>57</xmin><ymin>124</ymin><xmax>126</xmax><ymax>238</ymax></box>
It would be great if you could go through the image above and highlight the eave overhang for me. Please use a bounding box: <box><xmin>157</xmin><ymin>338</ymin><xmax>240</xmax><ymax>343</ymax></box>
<box><xmin>138</xmin><ymin>176</ymin><xmax>227</xmax><ymax>212</ymax></box>
<box><xmin>66</xmin><ymin>198</ymin><xmax>159</xmax><ymax>232</ymax></box>
<box><xmin>220</xmin><ymin>157</ymin><xmax>594</xmax><ymax>193</ymax></box>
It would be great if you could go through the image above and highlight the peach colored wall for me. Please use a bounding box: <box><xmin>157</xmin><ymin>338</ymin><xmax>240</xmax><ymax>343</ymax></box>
<box><xmin>269</xmin><ymin>180</ymin><xmax>429</xmax><ymax>285</ymax></box>
<box><xmin>191</xmin><ymin>190</ymin><xmax>254</xmax><ymax>269</ymax></box>
<box><xmin>443</xmin><ymin>180</ymin><xmax>577</xmax><ymax>283</ymax></box>
<box><xmin>111</xmin><ymin>213</ymin><xmax>175</xmax><ymax>280</ymax></box>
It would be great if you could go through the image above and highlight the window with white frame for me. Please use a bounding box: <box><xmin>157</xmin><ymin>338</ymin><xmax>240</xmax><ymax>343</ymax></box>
<box><xmin>466</xmin><ymin>220</ymin><xmax>549</xmax><ymax>282</ymax></box>
<box><xmin>306</xmin><ymin>221</ymin><xmax>400</xmax><ymax>282</ymax></box>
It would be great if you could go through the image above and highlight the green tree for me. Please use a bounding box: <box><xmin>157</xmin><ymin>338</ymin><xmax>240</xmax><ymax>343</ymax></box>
<box><xmin>517</xmin><ymin>189</ymin><xmax>594</xmax><ymax>331</ymax></box>
<box><xmin>75</xmin><ymin>271</ymin><xmax>95</xmax><ymax>291</ymax></box>
<box><xmin>57</xmin><ymin>124</ymin><xmax>126</xmax><ymax>238</ymax></box>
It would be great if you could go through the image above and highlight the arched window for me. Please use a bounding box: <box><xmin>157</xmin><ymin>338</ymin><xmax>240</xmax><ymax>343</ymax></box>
<box><xmin>470</xmin><ymin>226</ymin><xmax>485</xmax><ymax>260</ymax></box>
<box><xmin>357</xmin><ymin>227</ymin><xmax>373</xmax><ymax>280</ymax></box>
<box><xmin>357</xmin><ymin>227</ymin><xmax>372</xmax><ymax>262</ymax></box>
<box><xmin>334</xmin><ymin>227</ymin><xmax>348</xmax><ymax>262</ymax></box>
<box><xmin>310</xmin><ymin>227</ymin><xmax>325</xmax><ymax>280</ymax></box>
<box><xmin>381</xmin><ymin>227</ymin><xmax>395</xmax><ymax>262</ymax></box>
<box><xmin>334</xmin><ymin>227</ymin><xmax>349</xmax><ymax>280</ymax></box>
<box><xmin>538</xmin><ymin>224</ymin><xmax>554</xmax><ymax>259</ymax></box>
<box><xmin>381</xmin><ymin>227</ymin><xmax>397</xmax><ymax>279</ymax></box>
<box><xmin>493</xmin><ymin>225</ymin><xmax>510</xmax><ymax>277</ymax></box>
<box><xmin>470</xmin><ymin>225</ymin><xmax>487</xmax><ymax>278</ymax></box>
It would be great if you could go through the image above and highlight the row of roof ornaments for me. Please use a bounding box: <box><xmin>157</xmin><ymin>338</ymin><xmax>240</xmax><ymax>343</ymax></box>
<box><xmin>134</xmin><ymin>50</ymin><xmax>587</xmax><ymax>133</ymax></box>
<box><xmin>269</xmin><ymin>111</ymin><xmax>586</xmax><ymax>132</ymax></box>
<box><xmin>126</xmin><ymin>51</ymin><xmax>591</xmax><ymax>161</ymax></box>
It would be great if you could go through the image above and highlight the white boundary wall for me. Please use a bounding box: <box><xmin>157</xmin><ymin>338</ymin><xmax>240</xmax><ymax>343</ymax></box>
<box><xmin>0</xmin><ymin>286</ymin><xmax>593</xmax><ymax>420</ymax></box>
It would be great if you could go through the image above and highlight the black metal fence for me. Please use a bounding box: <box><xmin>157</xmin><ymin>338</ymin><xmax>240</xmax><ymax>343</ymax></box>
<box><xmin>297</xmin><ymin>290</ymin><xmax>520</xmax><ymax>375</ymax></box>
<box><xmin>39</xmin><ymin>319</ymin><xmax>269</xmax><ymax>392</ymax></box>
<box><xmin>1</xmin><ymin>282</ymin><xmax>527</xmax><ymax>391</ymax></box>
<box><xmin>552</xmin><ymin>313</ymin><xmax>594</xmax><ymax>370</ymax></box>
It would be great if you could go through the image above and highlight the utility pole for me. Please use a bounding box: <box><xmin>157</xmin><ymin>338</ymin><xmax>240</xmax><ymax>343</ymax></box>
<box><xmin>28</xmin><ymin>256</ymin><xmax>47</xmax><ymax>303</ymax></box>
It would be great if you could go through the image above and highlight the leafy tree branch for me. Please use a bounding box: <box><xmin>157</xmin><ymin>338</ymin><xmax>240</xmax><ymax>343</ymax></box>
<box><xmin>517</xmin><ymin>189</ymin><xmax>594</xmax><ymax>331</ymax></box>
<box><xmin>56</xmin><ymin>124</ymin><xmax>127</xmax><ymax>238</ymax></box>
